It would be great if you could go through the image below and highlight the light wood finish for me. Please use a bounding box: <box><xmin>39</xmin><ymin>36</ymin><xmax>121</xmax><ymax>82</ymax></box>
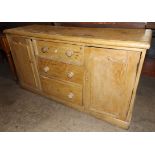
<box><xmin>84</xmin><ymin>47</ymin><xmax>141</xmax><ymax>120</ymax></box>
<box><xmin>126</xmin><ymin>50</ymin><xmax>147</xmax><ymax>123</ymax></box>
<box><xmin>7</xmin><ymin>35</ymin><xmax>40</xmax><ymax>91</ymax></box>
<box><xmin>35</xmin><ymin>40</ymin><xmax>84</xmax><ymax>65</ymax></box>
<box><xmin>4</xmin><ymin>25</ymin><xmax>152</xmax><ymax>49</ymax></box>
<box><xmin>5</xmin><ymin>25</ymin><xmax>152</xmax><ymax>129</ymax></box>
<box><xmin>40</xmin><ymin>76</ymin><xmax>82</xmax><ymax>106</ymax></box>
<box><xmin>38</xmin><ymin>57</ymin><xmax>84</xmax><ymax>85</ymax></box>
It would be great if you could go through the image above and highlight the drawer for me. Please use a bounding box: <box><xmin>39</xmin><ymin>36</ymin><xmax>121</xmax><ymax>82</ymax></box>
<box><xmin>40</xmin><ymin>76</ymin><xmax>82</xmax><ymax>106</ymax></box>
<box><xmin>35</xmin><ymin>40</ymin><xmax>84</xmax><ymax>65</ymax></box>
<box><xmin>38</xmin><ymin>58</ymin><xmax>84</xmax><ymax>85</ymax></box>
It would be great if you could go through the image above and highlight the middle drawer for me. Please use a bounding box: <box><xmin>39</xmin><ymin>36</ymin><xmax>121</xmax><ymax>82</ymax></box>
<box><xmin>38</xmin><ymin>57</ymin><xmax>84</xmax><ymax>85</ymax></box>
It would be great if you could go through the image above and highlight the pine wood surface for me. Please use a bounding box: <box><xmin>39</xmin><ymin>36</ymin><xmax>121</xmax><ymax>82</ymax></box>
<box><xmin>4</xmin><ymin>25</ymin><xmax>152</xmax><ymax>49</ymax></box>
<box><xmin>5</xmin><ymin>25</ymin><xmax>152</xmax><ymax>129</ymax></box>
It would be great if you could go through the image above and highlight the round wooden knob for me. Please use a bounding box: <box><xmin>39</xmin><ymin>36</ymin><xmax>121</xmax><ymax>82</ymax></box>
<box><xmin>43</xmin><ymin>66</ymin><xmax>50</xmax><ymax>73</ymax></box>
<box><xmin>68</xmin><ymin>92</ymin><xmax>74</xmax><ymax>99</ymax></box>
<box><xmin>54</xmin><ymin>49</ymin><xmax>58</xmax><ymax>53</ymax></box>
<box><xmin>67</xmin><ymin>71</ymin><xmax>74</xmax><ymax>78</ymax></box>
<box><xmin>65</xmin><ymin>50</ymin><xmax>74</xmax><ymax>57</ymax></box>
<box><xmin>41</xmin><ymin>47</ymin><xmax>49</xmax><ymax>53</ymax></box>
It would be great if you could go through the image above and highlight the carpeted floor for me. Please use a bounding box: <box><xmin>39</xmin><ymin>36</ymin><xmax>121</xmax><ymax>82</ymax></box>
<box><xmin>0</xmin><ymin>61</ymin><xmax>155</xmax><ymax>131</ymax></box>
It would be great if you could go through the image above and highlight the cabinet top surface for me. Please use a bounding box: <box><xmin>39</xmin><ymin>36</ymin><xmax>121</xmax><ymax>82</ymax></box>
<box><xmin>4</xmin><ymin>24</ymin><xmax>152</xmax><ymax>49</ymax></box>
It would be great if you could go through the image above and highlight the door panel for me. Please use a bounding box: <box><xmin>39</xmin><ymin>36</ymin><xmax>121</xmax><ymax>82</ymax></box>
<box><xmin>85</xmin><ymin>47</ymin><xmax>141</xmax><ymax>120</ymax></box>
<box><xmin>8</xmin><ymin>36</ymin><xmax>39</xmax><ymax>90</ymax></box>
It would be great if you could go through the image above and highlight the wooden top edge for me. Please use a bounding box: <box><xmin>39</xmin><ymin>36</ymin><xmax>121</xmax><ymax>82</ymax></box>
<box><xmin>4</xmin><ymin>25</ymin><xmax>152</xmax><ymax>49</ymax></box>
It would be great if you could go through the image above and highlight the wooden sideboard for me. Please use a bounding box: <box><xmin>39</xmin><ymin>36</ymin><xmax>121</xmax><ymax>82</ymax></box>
<box><xmin>4</xmin><ymin>25</ymin><xmax>152</xmax><ymax>129</ymax></box>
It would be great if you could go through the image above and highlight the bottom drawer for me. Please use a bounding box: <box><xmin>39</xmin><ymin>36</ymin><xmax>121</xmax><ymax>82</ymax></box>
<box><xmin>40</xmin><ymin>76</ymin><xmax>82</xmax><ymax>106</ymax></box>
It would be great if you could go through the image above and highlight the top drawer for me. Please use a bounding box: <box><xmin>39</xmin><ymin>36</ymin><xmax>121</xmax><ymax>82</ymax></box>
<box><xmin>34</xmin><ymin>40</ymin><xmax>84</xmax><ymax>66</ymax></box>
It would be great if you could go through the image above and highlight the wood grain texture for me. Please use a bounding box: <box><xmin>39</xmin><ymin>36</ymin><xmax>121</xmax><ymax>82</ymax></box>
<box><xmin>4</xmin><ymin>25</ymin><xmax>152</xmax><ymax>49</ymax></box>
<box><xmin>35</xmin><ymin>40</ymin><xmax>84</xmax><ymax>65</ymax></box>
<box><xmin>84</xmin><ymin>47</ymin><xmax>141</xmax><ymax>121</ymax></box>
<box><xmin>40</xmin><ymin>76</ymin><xmax>82</xmax><ymax>106</ymax></box>
<box><xmin>38</xmin><ymin>57</ymin><xmax>84</xmax><ymax>85</ymax></box>
<box><xmin>4</xmin><ymin>25</ymin><xmax>152</xmax><ymax>129</ymax></box>
<box><xmin>6</xmin><ymin>35</ymin><xmax>40</xmax><ymax>91</ymax></box>
<box><xmin>126</xmin><ymin>50</ymin><xmax>147</xmax><ymax>123</ymax></box>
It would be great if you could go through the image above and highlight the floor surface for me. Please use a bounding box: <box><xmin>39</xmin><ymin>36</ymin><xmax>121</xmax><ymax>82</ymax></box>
<box><xmin>0</xmin><ymin>61</ymin><xmax>155</xmax><ymax>131</ymax></box>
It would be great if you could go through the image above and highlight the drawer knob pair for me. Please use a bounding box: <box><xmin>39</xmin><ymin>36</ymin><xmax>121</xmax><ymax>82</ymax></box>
<box><xmin>68</xmin><ymin>92</ymin><xmax>74</xmax><ymax>99</ymax></box>
<box><xmin>65</xmin><ymin>50</ymin><xmax>74</xmax><ymax>57</ymax></box>
<box><xmin>41</xmin><ymin>47</ymin><xmax>49</xmax><ymax>53</ymax></box>
<box><xmin>43</xmin><ymin>66</ymin><xmax>50</xmax><ymax>73</ymax></box>
<box><xmin>67</xmin><ymin>71</ymin><xmax>74</xmax><ymax>78</ymax></box>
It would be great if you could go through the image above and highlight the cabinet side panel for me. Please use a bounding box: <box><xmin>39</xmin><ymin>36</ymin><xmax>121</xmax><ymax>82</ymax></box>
<box><xmin>126</xmin><ymin>50</ymin><xmax>146</xmax><ymax>122</ymax></box>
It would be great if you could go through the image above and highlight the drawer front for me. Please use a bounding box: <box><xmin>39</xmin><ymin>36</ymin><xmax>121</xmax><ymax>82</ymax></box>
<box><xmin>35</xmin><ymin>40</ymin><xmax>84</xmax><ymax>65</ymax></box>
<box><xmin>38</xmin><ymin>58</ymin><xmax>84</xmax><ymax>85</ymax></box>
<box><xmin>40</xmin><ymin>76</ymin><xmax>82</xmax><ymax>106</ymax></box>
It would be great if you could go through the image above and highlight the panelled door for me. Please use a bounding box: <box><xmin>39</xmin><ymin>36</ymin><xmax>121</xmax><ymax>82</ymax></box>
<box><xmin>7</xmin><ymin>35</ymin><xmax>40</xmax><ymax>90</ymax></box>
<box><xmin>84</xmin><ymin>47</ymin><xmax>141</xmax><ymax>120</ymax></box>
